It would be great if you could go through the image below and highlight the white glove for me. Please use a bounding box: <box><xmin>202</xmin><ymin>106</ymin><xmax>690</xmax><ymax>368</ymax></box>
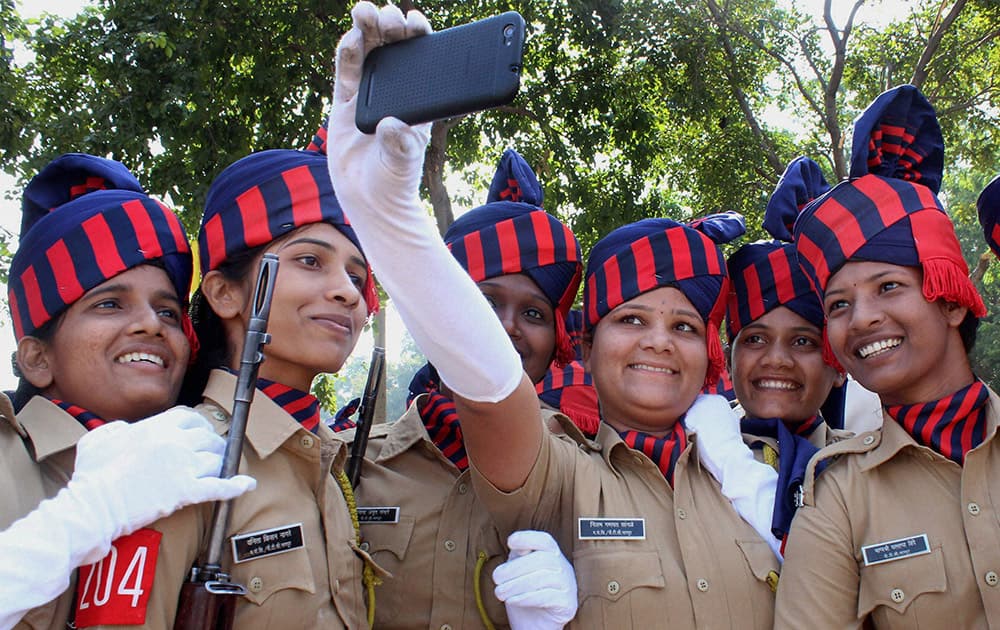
<box><xmin>493</xmin><ymin>530</ymin><xmax>578</xmax><ymax>630</ymax></box>
<box><xmin>684</xmin><ymin>394</ymin><xmax>782</xmax><ymax>559</ymax></box>
<box><xmin>326</xmin><ymin>2</ymin><xmax>523</xmax><ymax>403</ymax></box>
<box><xmin>0</xmin><ymin>407</ymin><xmax>255</xmax><ymax>629</ymax></box>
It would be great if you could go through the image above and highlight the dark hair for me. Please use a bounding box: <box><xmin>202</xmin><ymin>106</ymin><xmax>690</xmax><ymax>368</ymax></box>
<box><xmin>177</xmin><ymin>244</ymin><xmax>269</xmax><ymax>405</ymax></box>
<box><xmin>959</xmin><ymin>311</ymin><xmax>979</xmax><ymax>353</ymax></box>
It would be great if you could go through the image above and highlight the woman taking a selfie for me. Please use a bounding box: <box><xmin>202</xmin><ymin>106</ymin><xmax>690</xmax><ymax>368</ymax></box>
<box><xmin>324</xmin><ymin>6</ymin><xmax>783</xmax><ymax>628</ymax></box>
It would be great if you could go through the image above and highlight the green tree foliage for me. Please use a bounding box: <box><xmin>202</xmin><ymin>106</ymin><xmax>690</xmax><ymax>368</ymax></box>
<box><xmin>3</xmin><ymin>0</ymin><xmax>999</xmax><ymax>389</ymax></box>
<box><xmin>4</xmin><ymin>0</ymin><xmax>350</xmax><ymax>234</ymax></box>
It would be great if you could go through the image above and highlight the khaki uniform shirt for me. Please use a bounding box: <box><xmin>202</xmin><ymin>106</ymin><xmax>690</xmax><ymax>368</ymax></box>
<box><xmin>775</xmin><ymin>386</ymin><xmax>1000</xmax><ymax>629</ymax></box>
<box><xmin>341</xmin><ymin>395</ymin><xmax>509</xmax><ymax>629</ymax></box>
<box><xmin>84</xmin><ymin>370</ymin><xmax>367</xmax><ymax>629</ymax></box>
<box><xmin>472</xmin><ymin>412</ymin><xmax>779</xmax><ymax>629</ymax></box>
<box><xmin>0</xmin><ymin>396</ymin><xmax>85</xmax><ymax>630</ymax></box>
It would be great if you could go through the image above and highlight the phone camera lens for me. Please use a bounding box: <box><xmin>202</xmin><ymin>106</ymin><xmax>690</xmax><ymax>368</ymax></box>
<box><xmin>503</xmin><ymin>24</ymin><xmax>514</xmax><ymax>38</ymax></box>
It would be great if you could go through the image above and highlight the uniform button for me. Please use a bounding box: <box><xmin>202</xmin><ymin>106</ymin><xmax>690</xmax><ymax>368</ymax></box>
<box><xmin>606</xmin><ymin>580</ymin><xmax>620</xmax><ymax>595</ymax></box>
<box><xmin>444</xmin><ymin>540</ymin><xmax>457</xmax><ymax>552</ymax></box>
<box><xmin>696</xmin><ymin>578</ymin><xmax>709</xmax><ymax>592</ymax></box>
<box><xmin>677</xmin><ymin>508</ymin><xmax>687</xmax><ymax>520</ymax></box>
<box><xmin>863</xmin><ymin>435</ymin><xmax>875</xmax><ymax>445</ymax></box>
<box><xmin>986</xmin><ymin>571</ymin><xmax>999</xmax><ymax>587</ymax></box>
<box><xmin>440</xmin><ymin>625</ymin><xmax>453</xmax><ymax>630</ymax></box>
<box><xmin>333</xmin><ymin>578</ymin><xmax>340</xmax><ymax>593</ymax></box>
<box><xmin>968</xmin><ymin>502</ymin><xmax>981</xmax><ymax>516</ymax></box>
<box><xmin>300</xmin><ymin>435</ymin><xmax>315</xmax><ymax>449</ymax></box>
<box><xmin>458</xmin><ymin>483</ymin><xmax>468</xmax><ymax>495</ymax></box>
<box><xmin>890</xmin><ymin>588</ymin><xmax>904</xmax><ymax>603</ymax></box>
<box><xmin>212</xmin><ymin>410</ymin><xmax>226</xmax><ymax>421</ymax></box>
<box><xmin>360</xmin><ymin>541</ymin><xmax>370</xmax><ymax>552</ymax></box>
<box><xmin>249</xmin><ymin>576</ymin><xmax>263</xmax><ymax>593</ymax></box>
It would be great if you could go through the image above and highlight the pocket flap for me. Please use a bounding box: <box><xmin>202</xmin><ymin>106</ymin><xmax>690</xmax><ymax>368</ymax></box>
<box><xmin>360</xmin><ymin>515</ymin><xmax>415</xmax><ymax>561</ymax></box>
<box><xmin>574</xmin><ymin>547</ymin><xmax>665</xmax><ymax>603</ymax></box>
<box><xmin>736</xmin><ymin>537</ymin><xmax>781</xmax><ymax>582</ymax></box>
<box><xmin>858</xmin><ymin>544</ymin><xmax>946</xmax><ymax>616</ymax></box>
<box><xmin>230</xmin><ymin>546</ymin><xmax>316</xmax><ymax>606</ymax></box>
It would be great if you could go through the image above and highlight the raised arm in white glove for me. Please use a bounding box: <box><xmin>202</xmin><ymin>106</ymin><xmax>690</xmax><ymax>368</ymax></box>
<box><xmin>684</xmin><ymin>394</ymin><xmax>782</xmax><ymax>559</ymax></box>
<box><xmin>326</xmin><ymin>1</ymin><xmax>523</xmax><ymax>404</ymax></box>
<box><xmin>493</xmin><ymin>530</ymin><xmax>578</xmax><ymax>630</ymax></box>
<box><xmin>0</xmin><ymin>407</ymin><xmax>255</xmax><ymax>630</ymax></box>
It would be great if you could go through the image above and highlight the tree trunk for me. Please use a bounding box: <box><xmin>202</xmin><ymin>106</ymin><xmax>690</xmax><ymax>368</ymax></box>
<box><xmin>423</xmin><ymin>117</ymin><xmax>464</xmax><ymax>235</ymax></box>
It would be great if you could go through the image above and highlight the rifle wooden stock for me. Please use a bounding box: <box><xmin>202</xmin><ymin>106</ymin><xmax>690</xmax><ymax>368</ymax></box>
<box><xmin>346</xmin><ymin>347</ymin><xmax>386</xmax><ymax>487</ymax></box>
<box><xmin>173</xmin><ymin>254</ymin><xmax>278</xmax><ymax>630</ymax></box>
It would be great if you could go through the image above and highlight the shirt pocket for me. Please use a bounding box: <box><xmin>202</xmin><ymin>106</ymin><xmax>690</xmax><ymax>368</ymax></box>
<box><xmin>361</xmin><ymin>515</ymin><xmax>416</xmax><ymax>563</ymax></box>
<box><xmin>358</xmin><ymin>516</ymin><xmax>415</xmax><ymax>616</ymax></box>
<box><xmin>736</xmin><ymin>537</ymin><xmax>781</xmax><ymax>589</ymax></box>
<box><xmin>230</xmin><ymin>544</ymin><xmax>316</xmax><ymax>606</ymax></box>
<box><xmin>572</xmin><ymin>546</ymin><xmax>666</xmax><ymax>630</ymax></box>
<box><xmin>857</xmin><ymin>544</ymin><xmax>947</xmax><ymax>619</ymax></box>
<box><xmin>473</xmin><ymin>527</ymin><xmax>511</xmax><ymax>626</ymax></box>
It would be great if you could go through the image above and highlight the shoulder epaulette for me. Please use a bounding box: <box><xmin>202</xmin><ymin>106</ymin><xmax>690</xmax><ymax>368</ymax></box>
<box><xmin>800</xmin><ymin>430</ymin><xmax>881</xmax><ymax>506</ymax></box>
<box><xmin>0</xmin><ymin>392</ymin><xmax>26</xmax><ymax>438</ymax></box>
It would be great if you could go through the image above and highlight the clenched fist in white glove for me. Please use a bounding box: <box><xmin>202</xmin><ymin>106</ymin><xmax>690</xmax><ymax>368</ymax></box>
<box><xmin>324</xmin><ymin>2</ymin><xmax>523</xmax><ymax>404</ymax></box>
<box><xmin>493</xmin><ymin>530</ymin><xmax>578</xmax><ymax>630</ymax></box>
<box><xmin>684</xmin><ymin>394</ymin><xmax>781</xmax><ymax>558</ymax></box>
<box><xmin>0</xmin><ymin>407</ymin><xmax>255</xmax><ymax>630</ymax></box>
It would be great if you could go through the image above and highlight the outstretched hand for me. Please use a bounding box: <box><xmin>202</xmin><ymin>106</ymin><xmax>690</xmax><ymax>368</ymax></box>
<box><xmin>327</xmin><ymin>1</ymin><xmax>432</xmax><ymax>217</ymax></box>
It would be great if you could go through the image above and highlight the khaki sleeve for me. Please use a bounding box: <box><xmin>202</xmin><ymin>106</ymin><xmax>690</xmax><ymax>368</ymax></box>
<box><xmin>774</xmin><ymin>474</ymin><xmax>863</xmax><ymax>630</ymax></box>
<box><xmin>80</xmin><ymin>503</ymin><xmax>209</xmax><ymax>630</ymax></box>
<box><xmin>470</xmin><ymin>430</ymin><xmax>576</xmax><ymax>538</ymax></box>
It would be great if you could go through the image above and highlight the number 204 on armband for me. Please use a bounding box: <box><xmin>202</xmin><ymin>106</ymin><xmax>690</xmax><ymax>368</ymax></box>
<box><xmin>75</xmin><ymin>528</ymin><xmax>163</xmax><ymax>628</ymax></box>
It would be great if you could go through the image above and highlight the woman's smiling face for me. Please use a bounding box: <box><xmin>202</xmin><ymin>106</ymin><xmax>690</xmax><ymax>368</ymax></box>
<box><xmin>584</xmin><ymin>286</ymin><xmax>708</xmax><ymax>437</ymax></box>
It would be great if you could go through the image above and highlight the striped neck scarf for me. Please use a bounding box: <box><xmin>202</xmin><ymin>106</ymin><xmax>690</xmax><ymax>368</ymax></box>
<box><xmin>50</xmin><ymin>399</ymin><xmax>106</xmax><ymax>431</ymax></box>
<box><xmin>885</xmin><ymin>380</ymin><xmax>990</xmax><ymax>465</ymax></box>
<box><xmin>617</xmin><ymin>420</ymin><xmax>688</xmax><ymax>487</ymax></box>
<box><xmin>791</xmin><ymin>414</ymin><xmax>822</xmax><ymax>437</ymax></box>
<box><xmin>419</xmin><ymin>391</ymin><xmax>468</xmax><ymax>471</ymax></box>
<box><xmin>256</xmin><ymin>376</ymin><xmax>321</xmax><ymax>434</ymax></box>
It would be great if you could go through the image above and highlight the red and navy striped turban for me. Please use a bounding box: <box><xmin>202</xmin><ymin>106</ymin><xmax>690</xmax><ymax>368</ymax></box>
<box><xmin>199</xmin><ymin>146</ymin><xmax>379</xmax><ymax>315</ymax></box>
<box><xmin>444</xmin><ymin>150</ymin><xmax>582</xmax><ymax>365</ymax></box>
<box><xmin>583</xmin><ymin>213</ymin><xmax>745</xmax><ymax>387</ymax></box>
<box><xmin>9</xmin><ymin>154</ymin><xmax>193</xmax><ymax>342</ymax></box>
<box><xmin>726</xmin><ymin>157</ymin><xmax>828</xmax><ymax>345</ymax></box>
<box><xmin>977</xmin><ymin>175</ymin><xmax>1000</xmax><ymax>260</ymax></box>
<box><xmin>794</xmin><ymin>85</ymin><xmax>985</xmax><ymax>319</ymax></box>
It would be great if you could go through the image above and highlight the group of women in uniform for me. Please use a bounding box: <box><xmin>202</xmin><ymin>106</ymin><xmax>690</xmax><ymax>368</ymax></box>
<box><xmin>2</xmin><ymin>1</ymin><xmax>999</xmax><ymax>629</ymax></box>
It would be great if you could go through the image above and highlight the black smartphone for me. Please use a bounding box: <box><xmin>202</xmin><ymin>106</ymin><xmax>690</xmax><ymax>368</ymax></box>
<box><xmin>355</xmin><ymin>11</ymin><xmax>526</xmax><ymax>134</ymax></box>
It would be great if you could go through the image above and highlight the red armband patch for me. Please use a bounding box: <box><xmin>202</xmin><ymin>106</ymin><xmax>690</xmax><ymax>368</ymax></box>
<box><xmin>75</xmin><ymin>528</ymin><xmax>162</xmax><ymax>627</ymax></box>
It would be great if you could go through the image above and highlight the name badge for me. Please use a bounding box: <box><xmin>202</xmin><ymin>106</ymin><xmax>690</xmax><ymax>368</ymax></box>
<box><xmin>357</xmin><ymin>507</ymin><xmax>400</xmax><ymax>524</ymax></box>
<box><xmin>578</xmin><ymin>517</ymin><xmax>646</xmax><ymax>540</ymax></box>
<box><xmin>861</xmin><ymin>534</ymin><xmax>931</xmax><ymax>566</ymax></box>
<box><xmin>231</xmin><ymin>523</ymin><xmax>305</xmax><ymax>564</ymax></box>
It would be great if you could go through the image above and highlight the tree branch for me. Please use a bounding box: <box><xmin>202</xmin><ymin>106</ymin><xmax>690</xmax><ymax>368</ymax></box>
<box><xmin>911</xmin><ymin>0</ymin><xmax>968</xmax><ymax>88</ymax></box>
